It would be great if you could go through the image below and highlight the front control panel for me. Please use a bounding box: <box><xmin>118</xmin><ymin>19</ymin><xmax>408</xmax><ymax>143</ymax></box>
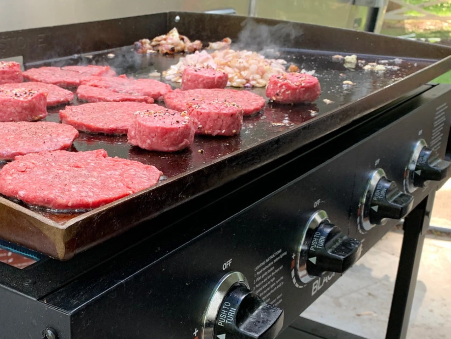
<box><xmin>36</xmin><ymin>85</ymin><xmax>451</xmax><ymax>339</ymax></box>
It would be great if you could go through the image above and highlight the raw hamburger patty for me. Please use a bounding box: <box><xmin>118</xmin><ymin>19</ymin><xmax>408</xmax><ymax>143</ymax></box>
<box><xmin>82</xmin><ymin>76</ymin><xmax>172</xmax><ymax>100</ymax></box>
<box><xmin>0</xmin><ymin>149</ymin><xmax>162</xmax><ymax>210</ymax></box>
<box><xmin>77</xmin><ymin>85</ymin><xmax>154</xmax><ymax>104</ymax></box>
<box><xmin>128</xmin><ymin>108</ymin><xmax>196</xmax><ymax>152</ymax></box>
<box><xmin>61</xmin><ymin>65</ymin><xmax>116</xmax><ymax>77</ymax></box>
<box><xmin>164</xmin><ymin>89</ymin><xmax>266</xmax><ymax>116</ymax></box>
<box><xmin>187</xmin><ymin>100</ymin><xmax>243</xmax><ymax>136</ymax></box>
<box><xmin>0</xmin><ymin>88</ymin><xmax>47</xmax><ymax>122</ymax></box>
<box><xmin>0</xmin><ymin>82</ymin><xmax>74</xmax><ymax>106</ymax></box>
<box><xmin>182</xmin><ymin>67</ymin><xmax>228</xmax><ymax>90</ymax></box>
<box><xmin>23</xmin><ymin>67</ymin><xmax>92</xmax><ymax>87</ymax></box>
<box><xmin>60</xmin><ymin>102</ymin><xmax>162</xmax><ymax>135</ymax></box>
<box><xmin>266</xmin><ymin>73</ymin><xmax>321</xmax><ymax>104</ymax></box>
<box><xmin>0</xmin><ymin>122</ymin><xmax>79</xmax><ymax>160</ymax></box>
<box><xmin>0</xmin><ymin>61</ymin><xmax>23</xmax><ymax>85</ymax></box>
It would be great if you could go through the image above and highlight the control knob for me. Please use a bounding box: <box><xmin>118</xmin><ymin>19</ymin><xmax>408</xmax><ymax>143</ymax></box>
<box><xmin>405</xmin><ymin>140</ymin><xmax>450</xmax><ymax>193</ymax></box>
<box><xmin>203</xmin><ymin>272</ymin><xmax>284</xmax><ymax>339</ymax></box>
<box><xmin>293</xmin><ymin>211</ymin><xmax>362</xmax><ymax>286</ymax></box>
<box><xmin>359</xmin><ymin>169</ymin><xmax>413</xmax><ymax>232</ymax></box>
<box><xmin>306</xmin><ymin>220</ymin><xmax>362</xmax><ymax>277</ymax></box>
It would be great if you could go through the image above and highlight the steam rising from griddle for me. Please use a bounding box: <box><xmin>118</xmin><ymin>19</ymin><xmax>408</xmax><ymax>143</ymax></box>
<box><xmin>235</xmin><ymin>19</ymin><xmax>304</xmax><ymax>56</ymax></box>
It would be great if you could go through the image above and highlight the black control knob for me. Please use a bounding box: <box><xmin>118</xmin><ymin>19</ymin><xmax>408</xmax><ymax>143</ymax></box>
<box><xmin>293</xmin><ymin>211</ymin><xmax>362</xmax><ymax>286</ymax></box>
<box><xmin>359</xmin><ymin>169</ymin><xmax>414</xmax><ymax>232</ymax></box>
<box><xmin>413</xmin><ymin>147</ymin><xmax>450</xmax><ymax>189</ymax></box>
<box><xmin>369</xmin><ymin>177</ymin><xmax>414</xmax><ymax>226</ymax></box>
<box><xmin>306</xmin><ymin>221</ymin><xmax>362</xmax><ymax>277</ymax></box>
<box><xmin>405</xmin><ymin>140</ymin><xmax>451</xmax><ymax>193</ymax></box>
<box><xmin>215</xmin><ymin>284</ymin><xmax>284</xmax><ymax>339</ymax></box>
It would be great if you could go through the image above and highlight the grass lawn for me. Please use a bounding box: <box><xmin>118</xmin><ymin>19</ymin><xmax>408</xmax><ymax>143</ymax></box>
<box><xmin>404</xmin><ymin>0</ymin><xmax>451</xmax><ymax>16</ymax></box>
<box><xmin>433</xmin><ymin>70</ymin><xmax>451</xmax><ymax>84</ymax></box>
<box><xmin>381</xmin><ymin>2</ymin><xmax>451</xmax><ymax>46</ymax></box>
<box><xmin>381</xmin><ymin>26</ymin><xmax>451</xmax><ymax>39</ymax></box>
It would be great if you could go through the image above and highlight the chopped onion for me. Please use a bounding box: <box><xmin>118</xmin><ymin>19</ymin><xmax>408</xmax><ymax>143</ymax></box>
<box><xmin>163</xmin><ymin>49</ymin><xmax>287</xmax><ymax>88</ymax></box>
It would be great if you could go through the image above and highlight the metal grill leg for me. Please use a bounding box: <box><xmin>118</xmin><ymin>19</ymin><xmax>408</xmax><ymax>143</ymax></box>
<box><xmin>386</xmin><ymin>192</ymin><xmax>435</xmax><ymax>339</ymax></box>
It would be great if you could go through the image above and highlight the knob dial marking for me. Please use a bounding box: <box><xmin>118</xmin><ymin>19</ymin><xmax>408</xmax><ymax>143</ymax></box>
<box><xmin>203</xmin><ymin>272</ymin><xmax>248</xmax><ymax>339</ymax></box>
<box><xmin>203</xmin><ymin>272</ymin><xmax>284</xmax><ymax>339</ymax></box>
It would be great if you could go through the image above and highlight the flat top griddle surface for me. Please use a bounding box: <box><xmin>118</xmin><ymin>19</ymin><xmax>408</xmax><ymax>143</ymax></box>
<box><xmin>2</xmin><ymin>10</ymin><xmax>451</xmax><ymax>259</ymax></box>
<box><xmin>1</xmin><ymin>46</ymin><xmax>433</xmax><ymax>224</ymax></box>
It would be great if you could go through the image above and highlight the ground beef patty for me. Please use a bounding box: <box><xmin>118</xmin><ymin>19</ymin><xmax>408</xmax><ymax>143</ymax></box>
<box><xmin>61</xmin><ymin>65</ymin><xmax>116</xmax><ymax>77</ymax></box>
<box><xmin>0</xmin><ymin>122</ymin><xmax>79</xmax><ymax>160</ymax></box>
<box><xmin>0</xmin><ymin>82</ymin><xmax>74</xmax><ymax>106</ymax></box>
<box><xmin>266</xmin><ymin>73</ymin><xmax>321</xmax><ymax>104</ymax></box>
<box><xmin>0</xmin><ymin>61</ymin><xmax>23</xmax><ymax>85</ymax></box>
<box><xmin>0</xmin><ymin>149</ymin><xmax>162</xmax><ymax>210</ymax></box>
<box><xmin>164</xmin><ymin>89</ymin><xmax>266</xmax><ymax>116</ymax></box>
<box><xmin>128</xmin><ymin>108</ymin><xmax>196</xmax><ymax>152</ymax></box>
<box><xmin>82</xmin><ymin>76</ymin><xmax>172</xmax><ymax>100</ymax></box>
<box><xmin>23</xmin><ymin>67</ymin><xmax>92</xmax><ymax>88</ymax></box>
<box><xmin>187</xmin><ymin>100</ymin><xmax>243</xmax><ymax>136</ymax></box>
<box><xmin>0</xmin><ymin>88</ymin><xmax>47</xmax><ymax>122</ymax></box>
<box><xmin>182</xmin><ymin>67</ymin><xmax>228</xmax><ymax>90</ymax></box>
<box><xmin>76</xmin><ymin>85</ymin><xmax>154</xmax><ymax>104</ymax></box>
<box><xmin>60</xmin><ymin>102</ymin><xmax>161</xmax><ymax>135</ymax></box>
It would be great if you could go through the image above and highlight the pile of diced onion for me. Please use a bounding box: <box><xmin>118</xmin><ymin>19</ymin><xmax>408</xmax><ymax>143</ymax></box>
<box><xmin>163</xmin><ymin>50</ymin><xmax>287</xmax><ymax>88</ymax></box>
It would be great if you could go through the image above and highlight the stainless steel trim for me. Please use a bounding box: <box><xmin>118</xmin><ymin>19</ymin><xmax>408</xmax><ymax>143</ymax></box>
<box><xmin>404</xmin><ymin>139</ymin><xmax>428</xmax><ymax>193</ymax></box>
<box><xmin>248</xmin><ymin>0</ymin><xmax>257</xmax><ymax>17</ymax></box>
<box><xmin>358</xmin><ymin>168</ymin><xmax>386</xmax><ymax>233</ymax></box>
<box><xmin>293</xmin><ymin>210</ymin><xmax>329</xmax><ymax>286</ymax></box>
<box><xmin>205</xmin><ymin>8</ymin><xmax>237</xmax><ymax>15</ymax></box>
<box><xmin>202</xmin><ymin>271</ymin><xmax>248</xmax><ymax>339</ymax></box>
<box><xmin>353</xmin><ymin>0</ymin><xmax>386</xmax><ymax>7</ymax></box>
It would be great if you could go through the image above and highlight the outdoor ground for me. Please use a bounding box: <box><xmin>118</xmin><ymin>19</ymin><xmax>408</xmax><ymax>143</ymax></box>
<box><xmin>382</xmin><ymin>1</ymin><xmax>451</xmax><ymax>47</ymax></box>
<box><xmin>302</xmin><ymin>229</ymin><xmax>451</xmax><ymax>338</ymax></box>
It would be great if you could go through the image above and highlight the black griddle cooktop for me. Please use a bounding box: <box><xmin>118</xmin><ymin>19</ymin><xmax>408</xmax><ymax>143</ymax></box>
<box><xmin>0</xmin><ymin>12</ymin><xmax>450</xmax><ymax>339</ymax></box>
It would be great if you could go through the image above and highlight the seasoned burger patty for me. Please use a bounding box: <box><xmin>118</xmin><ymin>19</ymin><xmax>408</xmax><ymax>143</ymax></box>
<box><xmin>61</xmin><ymin>65</ymin><xmax>116</xmax><ymax>77</ymax></box>
<box><xmin>128</xmin><ymin>108</ymin><xmax>196</xmax><ymax>152</ymax></box>
<box><xmin>0</xmin><ymin>88</ymin><xmax>47</xmax><ymax>122</ymax></box>
<box><xmin>0</xmin><ymin>149</ymin><xmax>162</xmax><ymax>210</ymax></box>
<box><xmin>0</xmin><ymin>82</ymin><xmax>74</xmax><ymax>106</ymax></box>
<box><xmin>265</xmin><ymin>73</ymin><xmax>321</xmax><ymax>104</ymax></box>
<box><xmin>0</xmin><ymin>61</ymin><xmax>23</xmax><ymax>85</ymax></box>
<box><xmin>164</xmin><ymin>89</ymin><xmax>266</xmax><ymax>116</ymax></box>
<box><xmin>181</xmin><ymin>67</ymin><xmax>228</xmax><ymax>90</ymax></box>
<box><xmin>76</xmin><ymin>85</ymin><xmax>154</xmax><ymax>104</ymax></box>
<box><xmin>0</xmin><ymin>122</ymin><xmax>79</xmax><ymax>160</ymax></box>
<box><xmin>187</xmin><ymin>100</ymin><xmax>243</xmax><ymax>136</ymax></box>
<box><xmin>82</xmin><ymin>76</ymin><xmax>172</xmax><ymax>100</ymax></box>
<box><xmin>60</xmin><ymin>102</ymin><xmax>162</xmax><ymax>135</ymax></box>
<box><xmin>23</xmin><ymin>67</ymin><xmax>92</xmax><ymax>88</ymax></box>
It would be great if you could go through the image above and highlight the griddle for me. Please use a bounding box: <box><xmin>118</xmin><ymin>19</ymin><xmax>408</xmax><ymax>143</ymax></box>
<box><xmin>0</xmin><ymin>12</ymin><xmax>450</xmax><ymax>260</ymax></box>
